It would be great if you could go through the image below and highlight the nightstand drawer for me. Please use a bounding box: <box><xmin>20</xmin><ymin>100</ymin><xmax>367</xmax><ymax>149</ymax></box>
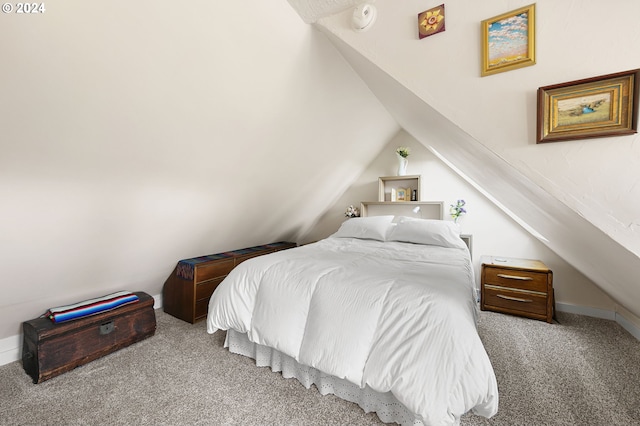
<box><xmin>483</xmin><ymin>285</ymin><xmax>548</xmax><ymax>317</ymax></box>
<box><xmin>195</xmin><ymin>259</ymin><xmax>235</xmax><ymax>283</ymax></box>
<box><xmin>483</xmin><ymin>266</ymin><xmax>549</xmax><ymax>293</ymax></box>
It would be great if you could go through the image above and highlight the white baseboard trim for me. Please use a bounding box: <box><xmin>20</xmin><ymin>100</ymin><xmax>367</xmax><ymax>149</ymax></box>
<box><xmin>615</xmin><ymin>311</ymin><xmax>640</xmax><ymax>341</ymax></box>
<box><xmin>152</xmin><ymin>293</ymin><xmax>163</xmax><ymax>310</ymax></box>
<box><xmin>556</xmin><ymin>302</ymin><xmax>640</xmax><ymax>340</ymax></box>
<box><xmin>0</xmin><ymin>334</ymin><xmax>22</xmax><ymax>367</ymax></box>
<box><xmin>0</xmin><ymin>293</ymin><xmax>164</xmax><ymax>368</ymax></box>
<box><xmin>555</xmin><ymin>302</ymin><xmax>616</xmax><ymax>320</ymax></box>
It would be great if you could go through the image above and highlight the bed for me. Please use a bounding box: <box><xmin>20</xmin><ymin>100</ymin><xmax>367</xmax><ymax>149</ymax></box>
<box><xmin>206</xmin><ymin>206</ymin><xmax>498</xmax><ymax>425</ymax></box>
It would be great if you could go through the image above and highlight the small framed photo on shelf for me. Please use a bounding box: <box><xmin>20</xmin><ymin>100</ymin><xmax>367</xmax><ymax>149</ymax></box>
<box><xmin>396</xmin><ymin>188</ymin><xmax>409</xmax><ymax>201</ymax></box>
<box><xmin>537</xmin><ymin>69</ymin><xmax>639</xmax><ymax>143</ymax></box>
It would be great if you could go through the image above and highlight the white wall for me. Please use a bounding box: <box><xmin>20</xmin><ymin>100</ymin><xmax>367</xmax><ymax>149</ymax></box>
<box><xmin>0</xmin><ymin>1</ymin><xmax>399</xmax><ymax>341</ymax></box>
<box><xmin>317</xmin><ymin>0</ymin><xmax>640</xmax><ymax>256</ymax></box>
<box><xmin>317</xmin><ymin>0</ymin><xmax>640</xmax><ymax>259</ymax></box>
<box><xmin>307</xmin><ymin>129</ymin><xmax>616</xmax><ymax>313</ymax></box>
<box><xmin>314</xmin><ymin>0</ymin><xmax>640</xmax><ymax>322</ymax></box>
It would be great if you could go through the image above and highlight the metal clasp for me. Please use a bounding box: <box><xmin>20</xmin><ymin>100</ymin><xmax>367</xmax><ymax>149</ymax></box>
<box><xmin>100</xmin><ymin>320</ymin><xmax>115</xmax><ymax>335</ymax></box>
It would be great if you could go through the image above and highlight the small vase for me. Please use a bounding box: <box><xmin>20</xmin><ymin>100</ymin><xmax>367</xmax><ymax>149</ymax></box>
<box><xmin>397</xmin><ymin>154</ymin><xmax>408</xmax><ymax>176</ymax></box>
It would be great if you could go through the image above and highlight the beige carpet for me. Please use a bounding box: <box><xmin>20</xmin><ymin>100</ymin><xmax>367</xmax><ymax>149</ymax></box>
<box><xmin>0</xmin><ymin>309</ymin><xmax>639</xmax><ymax>425</ymax></box>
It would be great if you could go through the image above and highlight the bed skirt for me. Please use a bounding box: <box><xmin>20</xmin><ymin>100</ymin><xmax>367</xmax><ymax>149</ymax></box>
<box><xmin>224</xmin><ymin>329</ymin><xmax>426</xmax><ymax>425</ymax></box>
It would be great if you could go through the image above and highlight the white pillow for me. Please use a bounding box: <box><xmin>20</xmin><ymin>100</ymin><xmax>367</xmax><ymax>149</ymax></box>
<box><xmin>331</xmin><ymin>215</ymin><xmax>395</xmax><ymax>241</ymax></box>
<box><xmin>387</xmin><ymin>218</ymin><xmax>467</xmax><ymax>249</ymax></box>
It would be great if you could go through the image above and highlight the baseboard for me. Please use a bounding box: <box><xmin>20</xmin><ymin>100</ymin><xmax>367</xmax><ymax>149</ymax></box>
<box><xmin>152</xmin><ymin>293</ymin><xmax>163</xmax><ymax>310</ymax></box>
<box><xmin>555</xmin><ymin>302</ymin><xmax>616</xmax><ymax>320</ymax></box>
<box><xmin>0</xmin><ymin>293</ymin><xmax>164</xmax><ymax>368</ymax></box>
<box><xmin>556</xmin><ymin>302</ymin><xmax>640</xmax><ymax>340</ymax></box>
<box><xmin>615</xmin><ymin>312</ymin><xmax>640</xmax><ymax>341</ymax></box>
<box><xmin>0</xmin><ymin>334</ymin><xmax>22</xmax><ymax>367</ymax></box>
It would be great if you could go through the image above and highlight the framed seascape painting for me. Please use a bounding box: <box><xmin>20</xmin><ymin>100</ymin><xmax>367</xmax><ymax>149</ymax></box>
<box><xmin>481</xmin><ymin>4</ymin><xmax>536</xmax><ymax>77</ymax></box>
<box><xmin>537</xmin><ymin>69</ymin><xmax>640</xmax><ymax>143</ymax></box>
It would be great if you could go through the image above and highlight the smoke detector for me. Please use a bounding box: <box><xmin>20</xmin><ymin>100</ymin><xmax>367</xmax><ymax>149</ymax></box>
<box><xmin>352</xmin><ymin>3</ymin><xmax>377</xmax><ymax>32</ymax></box>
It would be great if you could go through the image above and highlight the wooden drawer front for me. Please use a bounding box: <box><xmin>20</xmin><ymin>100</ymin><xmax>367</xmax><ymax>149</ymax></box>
<box><xmin>165</xmin><ymin>242</ymin><xmax>296</xmax><ymax>324</ymax></box>
<box><xmin>194</xmin><ymin>298</ymin><xmax>209</xmax><ymax>321</ymax></box>
<box><xmin>484</xmin><ymin>286</ymin><xmax>548</xmax><ymax>316</ymax></box>
<box><xmin>196</xmin><ymin>277</ymin><xmax>225</xmax><ymax>301</ymax></box>
<box><xmin>483</xmin><ymin>266</ymin><xmax>548</xmax><ymax>293</ymax></box>
<box><xmin>195</xmin><ymin>259</ymin><xmax>234</xmax><ymax>283</ymax></box>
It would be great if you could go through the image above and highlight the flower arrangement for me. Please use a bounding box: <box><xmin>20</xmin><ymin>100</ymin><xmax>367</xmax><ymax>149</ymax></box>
<box><xmin>450</xmin><ymin>199</ymin><xmax>466</xmax><ymax>223</ymax></box>
<box><xmin>396</xmin><ymin>146</ymin><xmax>410</xmax><ymax>158</ymax></box>
<box><xmin>345</xmin><ymin>205</ymin><xmax>360</xmax><ymax>218</ymax></box>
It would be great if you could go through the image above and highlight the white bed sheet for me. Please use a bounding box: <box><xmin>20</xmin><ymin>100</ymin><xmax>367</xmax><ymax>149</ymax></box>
<box><xmin>207</xmin><ymin>237</ymin><xmax>498</xmax><ymax>425</ymax></box>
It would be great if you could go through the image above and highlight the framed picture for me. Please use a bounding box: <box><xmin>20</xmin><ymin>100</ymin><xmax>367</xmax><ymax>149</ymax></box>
<box><xmin>537</xmin><ymin>69</ymin><xmax>640</xmax><ymax>143</ymax></box>
<box><xmin>418</xmin><ymin>4</ymin><xmax>445</xmax><ymax>39</ymax></box>
<box><xmin>396</xmin><ymin>188</ymin><xmax>410</xmax><ymax>202</ymax></box>
<box><xmin>481</xmin><ymin>4</ymin><xmax>535</xmax><ymax>77</ymax></box>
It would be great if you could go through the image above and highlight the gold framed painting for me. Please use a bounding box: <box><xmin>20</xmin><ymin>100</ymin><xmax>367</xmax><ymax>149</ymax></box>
<box><xmin>481</xmin><ymin>4</ymin><xmax>535</xmax><ymax>77</ymax></box>
<box><xmin>537</xmin><ymin>69</ymin><xmax>640</xmax><ymax>143</ymax></box>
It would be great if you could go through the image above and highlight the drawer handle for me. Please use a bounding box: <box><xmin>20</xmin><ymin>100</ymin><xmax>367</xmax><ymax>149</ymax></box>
<box><xmin>496</xmin><ymin>273</ymin><xmax>533</xmax><ymax>281</ymax></box>
<box><xmin>497</xmin><ymin>294</ymin><xmax>533</xmax><ymax>303</ymax></box>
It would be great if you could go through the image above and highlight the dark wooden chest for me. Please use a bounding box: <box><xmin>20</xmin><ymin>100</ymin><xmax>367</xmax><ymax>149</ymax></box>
<box><xmin>22</xmin><ymin>291</ymin><xmax>156</xmax><ymax>383</ymax></box>
<box><xmin>163</xmin><ymin>242</ymin><xmax>297</xmax><ymax>323</ymax></box>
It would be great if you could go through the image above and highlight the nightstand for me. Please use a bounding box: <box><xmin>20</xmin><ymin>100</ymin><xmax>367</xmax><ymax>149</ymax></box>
<box><xmin>480</xmin><ymin>256</ymin><xmax>554</xmax><ymax>323</ymax></box>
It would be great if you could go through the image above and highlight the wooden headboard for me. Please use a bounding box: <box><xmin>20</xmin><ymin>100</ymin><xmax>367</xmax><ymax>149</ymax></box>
<box><xmin>360</xmin><ymin>201</ymin><xmax>444</xmax><ymax>220</ymax></box>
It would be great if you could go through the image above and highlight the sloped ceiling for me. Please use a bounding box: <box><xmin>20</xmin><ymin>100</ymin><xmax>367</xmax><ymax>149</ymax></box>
<box><xmin>289</xmin><ymin>2</ymin><xmax>640</xmax><ymax>320</ymax></box>
<box><xmin>0</xmin><ymin>1</ymin><xmax>401</xmax><ymax>340</ymax></box>
<box><xmin>320</xmin><ymin>32</ymin><xmax>640</xmax><ymax>319</ymax></box>
<box><xmin>287</xmin><ymin>0</ymin><xmax>362</xmax><ymax>23</ymax></box>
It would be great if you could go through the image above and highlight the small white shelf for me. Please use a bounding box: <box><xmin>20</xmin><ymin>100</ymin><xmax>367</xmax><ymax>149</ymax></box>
<box><xmin>378</xmin><ymin>175</ymin><xmax>421</xmax><ymax>202</ymax></box>
<box><xmin>360</xmin><ymin>201</ymin><xmax>443</xmax><ymax>220</ymax></box>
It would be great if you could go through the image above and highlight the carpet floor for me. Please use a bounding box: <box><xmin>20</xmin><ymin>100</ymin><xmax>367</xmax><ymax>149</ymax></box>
<box><xmin>0</xmin><ymin>309</ymin><xmax>638</xmax><ymax>425</ymax></box>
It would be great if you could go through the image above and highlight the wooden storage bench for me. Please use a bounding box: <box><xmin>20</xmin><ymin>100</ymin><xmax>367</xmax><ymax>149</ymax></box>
<box><xmin>22</xmin><ymin>291</ymin><xmax>156</xmax><ymax>383</ymax></box>
<box><xmin>163</xmin><ymin>241</ymin><xmax>297</xmax><ymax>323</ymax></box>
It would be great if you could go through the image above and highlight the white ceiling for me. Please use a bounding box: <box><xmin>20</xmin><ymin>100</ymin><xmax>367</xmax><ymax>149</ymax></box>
<box><xmin>287</xmin><ymin>0</ymin><xmax>365</xmax><ymax>23</ymax></box>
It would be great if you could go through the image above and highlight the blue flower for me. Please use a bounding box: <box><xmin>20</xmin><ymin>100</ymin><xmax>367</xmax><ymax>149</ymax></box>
<box><xmin>450</xmin><ymin>199</ymin><xmax>467</xmax><ymax>222</ymax></box>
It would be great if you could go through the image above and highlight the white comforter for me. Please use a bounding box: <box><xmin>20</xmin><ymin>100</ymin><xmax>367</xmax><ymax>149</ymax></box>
<box><xmin>207</xmin><ymin>237</ymin><xmax>498</xmax><ymax>425</ymax></box>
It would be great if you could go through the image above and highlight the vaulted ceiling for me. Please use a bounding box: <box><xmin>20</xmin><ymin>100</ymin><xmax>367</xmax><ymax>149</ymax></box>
<box><xmin>286</xmin><ymin>1</ymin><xmax>640</xmax><ymax>321</ymax></box>
<box><xmin>287</xmin><ymin>0</ymin><xmax>363</xmax><ymax>23</ymax></box>
<box><xmin>1</xmin><ymin>0</ymin><xmax>637</xmax><ymax>349</ymax></box>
